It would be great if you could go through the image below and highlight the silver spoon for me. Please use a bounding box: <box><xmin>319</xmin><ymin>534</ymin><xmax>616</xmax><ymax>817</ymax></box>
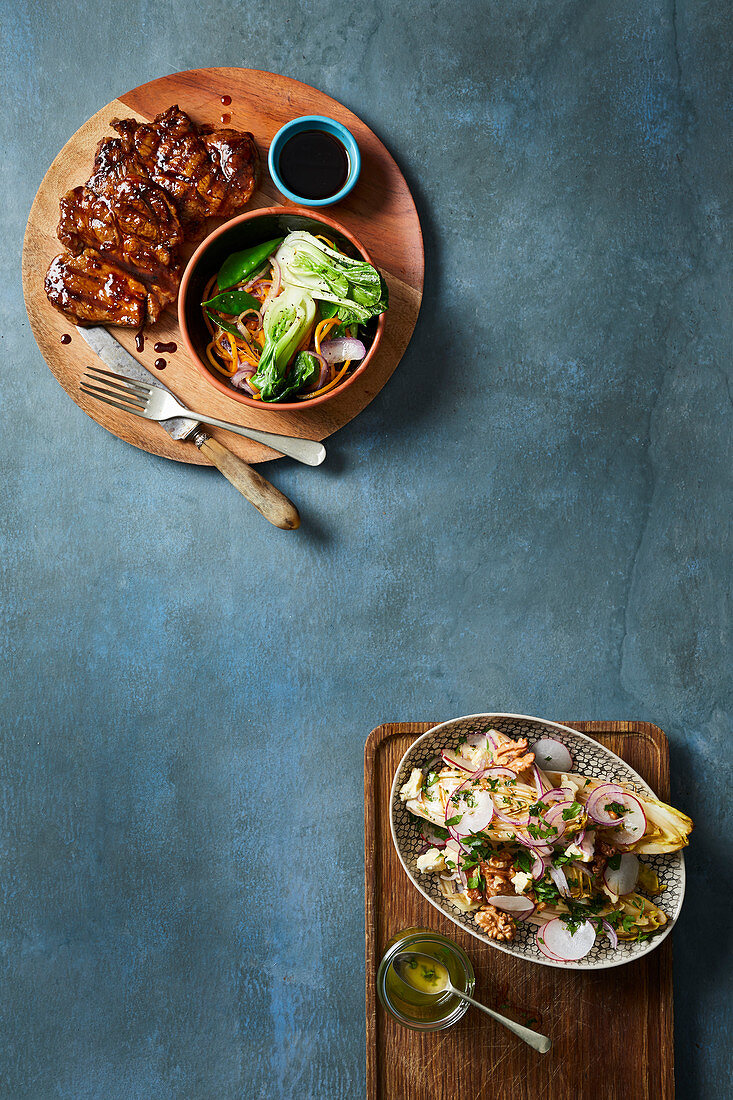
<box><xmin>391</xmin><ymin>950</ymin><xmax>552</xmax><ymax>1054</ymax></box>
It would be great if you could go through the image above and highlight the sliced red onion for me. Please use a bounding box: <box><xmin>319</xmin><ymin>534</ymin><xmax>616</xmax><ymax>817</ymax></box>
<box><xmin>601</xmin><ymin>919</ymin><xmax>619</xmax><ymax>949</ymax></box>
<box><xmin>609</xmin><ymin>794</ymin><xmax>647</xmax><ymax>846</ymax></box>
<box><xmin>261</xmin><ymin>256</ymin><xmax>282</xmax><ymax>312</ymax></box>
<box><xmin>487</xmin><ymin>895</ymin><xmax>535</xmax><ymax>918</ymax></box>
<box><xmin>417</xmin><ymin>841</ymin><xmax>431</xmax><ymax>857</ymax></box>
<box><xmin>236</xmin><ymin>308</ymin><xmax>262</xmax><ymax>334</ymax></box>
<box><xmin>320</xmin><ymin>336</ymin><xmax>366</xmax><ymax>365</ymax></box>
<box><xmin>302</xmin><ymin>352</ymin><xmax>329</xmax><ymax>393</ymax></box>
<box><xmin>542</xmin><ymin>800</ymin><xmax>582</xmax><ymax>841</ymax></box>
<box><xmin>533</xmin><ymin>765</ymin><xmax>549</xmax><ymax>797</ymax></box>
<box><xmin>231</xmin><ymin>365</ymin><xmax>256</xmax><ymax>393</ymax></box>
<box><xmin>603</xmin><ymin>853</ymin><xmax>639</xmax><ymax>895</ymax></box>
<box><xmin>540</xmin><ymin>917</ymin><xmax>596</xmax><ymax>961</ymax></box>
<box><xmin>548</xmin><ymin>864</ymin><xmax>571</xmax><ymax>898</ymax></box>
<box><xmin>530</xmin><ymin>849</ymin><xmax>548</xmax><ymax>878</ymax></box>
<box><xmin>585</xmin><ymin>783</ymin><xmax>625</xmax><ymax>825</ymax></box>
<box><xmin>422</xmin><ymin>755</ymin><xmax>442</xmax><ymax>775</ymax></box>
<box><xmin>542</xmin><ymin>787</ymin><xmax>575</xmax><ymax>805</ymax></box>
<box><xmin>532</xmin><ymin>737</ymin><xmax>573</xmax><ymax>772</ymax></box>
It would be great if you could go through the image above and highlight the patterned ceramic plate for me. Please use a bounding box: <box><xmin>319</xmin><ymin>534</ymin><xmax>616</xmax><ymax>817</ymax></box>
<box><xmin>389</xmin><ymin>713</ymin><xmax>686</xmax><ymax>970</ymax></box>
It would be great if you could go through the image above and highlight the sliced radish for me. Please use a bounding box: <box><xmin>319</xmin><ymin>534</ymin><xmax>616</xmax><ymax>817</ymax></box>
<box><xmin>441</xmin><ymin>749</ymin><xmax>477</xmax><ymax>772</ymax></box>
<box><xmin>585</xmin><ymin>783</ymin><xmax>624</xmax><ymax>825</ymax></box>
<box><xmin>540</xmin><ymin>800</ymin><xmax>580</xmax><ymax>841</ymax></box>
<box><xmin>421</xmin><ymin>825</ymin><xmax>448</xmax><ymax>848</ymax></box>
<box><xmin>483</xmin><ymin>766</ymin><xmax>516</xmax><ymax>780</ymax></box>
<box><xmin>536</xmin><ymin>926</ymin><xmax>565</xmax><ymax>962</ymax></box>
<box><xmin>540</xmin><ymin>917</ymin><xmax>596</xmax><ymax>961</ymax></box>
<box><xmin>532</xmin><ymin>738</ymin><xmax>573</xmax><ymax>772</ymax></box>
<box><xmin>450</xmin><ymin>788</ymin><xmax>494</xmax><ymax>836</ymax></box>
<box><xmin>603</xmin><ymin>852</ymin><xmax>639</xmax><ymax>895</ymax></box>
<box><xmin>465</xmin><ymin>732</ymin><xmax>490</xmax><ymax>749</ymax></box>
<box><xmin>609</xmin><ymin>794</ymin><xmax>647</xmax><ymax>846</ymax></box>
<box><xmin>487</xmin><ymin>895</ymin><xmax>535</xmax><ymax>918</ymax></box>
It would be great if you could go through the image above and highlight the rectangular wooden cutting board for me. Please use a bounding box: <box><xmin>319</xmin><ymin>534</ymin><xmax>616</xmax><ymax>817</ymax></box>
<box><xmin>364</xmin><ymin>721</ymin><xmax>674</xmax><ymax>1100</ymax></box>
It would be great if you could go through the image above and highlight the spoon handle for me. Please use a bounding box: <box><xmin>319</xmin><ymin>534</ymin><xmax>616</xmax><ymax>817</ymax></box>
<box><xmin>451</xmin><ymin>988</ymin><xmax>552</xmax><ymax>1053</ymax></box>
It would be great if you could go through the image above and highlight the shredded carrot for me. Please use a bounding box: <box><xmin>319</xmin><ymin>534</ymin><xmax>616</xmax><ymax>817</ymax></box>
<box><xmin>300</xmin><ymin>359</ymin><xmax>351</xmax><ymax>399</ymax></box>
<box><xmin>314</xmin><ymin>316</ymin><xmax>342</xmax><ymax>354</ymax></box>
<box><xmin>315</xmin><ymin>234</ymin><xmax>339</xmax><ymax>252</ymax></box>
<box><xmin>206</xmin><ymin>341</ymin><xmax>237</xmax><ymax>377</ymax></box>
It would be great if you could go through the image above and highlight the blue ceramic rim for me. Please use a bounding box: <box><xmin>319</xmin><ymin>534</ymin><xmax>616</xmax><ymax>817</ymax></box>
<box><xmin>267</xmin><ymin>115</ymin><xmax>361</xmax><ymax>207</ymax></box>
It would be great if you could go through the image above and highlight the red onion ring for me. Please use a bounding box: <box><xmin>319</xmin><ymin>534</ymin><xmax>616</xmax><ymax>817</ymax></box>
<box><xmin>261</xmin><ymin>256</ymin><xmax>282</xmax><ymax>313</ymax></box>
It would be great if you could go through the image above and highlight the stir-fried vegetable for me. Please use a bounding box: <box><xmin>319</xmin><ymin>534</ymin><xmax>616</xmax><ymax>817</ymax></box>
<box><xmin>250</xmin><ymin>286</ymin><xmax>317</xmax><ymax>401</ymax></box>
<box><xmin>201</xmin><ymin>229</ymin><xmax>388</xmax><ymax>401</ymax></box>
<box><xmin>274</xmin><ymin>232</ymin><xmax>388</xmax><ymax>326</ymax></box>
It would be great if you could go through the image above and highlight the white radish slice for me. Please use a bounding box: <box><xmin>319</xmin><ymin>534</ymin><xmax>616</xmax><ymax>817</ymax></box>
<box><xmin>529</xmin><ymin>849</ymin><xmax>548</xmax><ymax>878</ymax></box>
<box><xmin>536</xmin><ymin>926</ymin><xmax>565</xmax><ymax>962</ymax></box>
<box><xmin>465</xmin><ymin>733</ymin><xmax>490</xmax><ymax>749</ymax></box>
<box><xmin>441</xmin><ymin>749</ymin><xmax>477</xmax><ymax>772</ymax></box>
<box><xmin>452</xmin><ymin>789</ymin><xmax>494</xmax><ymax>835</ymax></box>
<box><xmin>421</xmin><ymin>825</ymin><xmax>448</xmax><ymax>848</ymax></box>
<box><xmin>585</xmin><ymin>783</ymin><xmax>625</xmax><ymax>825</ymax></box>
<box><xmin>540</xmin><ymin>917</ymin><xmax>597</xmax><ymax>961</ymax></box>
<box><xmin>532</xmin><ymin>738</ymin><xmax>573</xmax><ymax>772</ymax></box>
<box><xmin>603</xmin><ymin>853</ymin><xmax>639</xmax><ymax>895</ymax></box>
<box><xmin>487</xmin><ymin>895</ymin><xmax>535</xmax><ymax>918</ymax></box>
<box><xmin>609</xmin><ymin>794</ymin><xmax>647</xmax><ymax>846</ymax></box>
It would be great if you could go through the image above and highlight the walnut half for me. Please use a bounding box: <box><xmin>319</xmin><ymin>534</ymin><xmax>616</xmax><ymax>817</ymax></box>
<box><xmin>475</xmin><ymin>905</ymin><xmax>516</xmax><ymax>941</ymax></box>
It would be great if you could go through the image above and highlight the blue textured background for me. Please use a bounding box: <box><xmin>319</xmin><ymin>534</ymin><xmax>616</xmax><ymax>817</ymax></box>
<box><xmin>2</xmin><ymin>2</ymin><xmax>731</xmax><ymax>1096</ymax></box>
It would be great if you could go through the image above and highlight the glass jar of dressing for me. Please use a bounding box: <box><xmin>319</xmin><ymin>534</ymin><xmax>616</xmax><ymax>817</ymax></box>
<box><xmin>377</xmin><ymin>928</ymin><xmax>475</xmax><ymax>1032</ymax></box>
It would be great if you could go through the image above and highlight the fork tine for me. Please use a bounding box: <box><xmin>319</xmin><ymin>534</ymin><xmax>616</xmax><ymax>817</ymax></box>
<box><xmin>84</xmin><ymin>366</ymin><xmax>151</xmax><ymax>394</ymax></box>
<box><xmin>80</xmin><ymin>385</ymin><xmax>148</xmax><ymax>414</ymax></box>
<box><xmin>82</xmin><ymin>373</ymin><xmax>149</xmax><ymax>405</ymax></box>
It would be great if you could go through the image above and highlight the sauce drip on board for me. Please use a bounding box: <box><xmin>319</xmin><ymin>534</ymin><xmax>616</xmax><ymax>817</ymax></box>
<box><xmin>154</xmin><ymin>358</ymin><xmax>167</xmax><ymax>370</ymax></box>
<box><xmin>220</xmin><ymin>113</ymin><xmax>231</xmax><ymax>125</ymax></box>
<box><xmin>154</xmin><ymin>341</ymin><xmax>177</xmax><ymax>354</ymax></box>
<box><xmin>60</xmin><ymin>333</ymin><xmax>71</xmax><ymax>344</ymax></box>
<box><xmin>277</xmin><ymin>130</ymin><xmax>350</xmax><ymax>200</ymax></box>
<box><xmin>135</xmin><ymin>329</ymin><xmax>145</xmax><ymax>352</ymax></box>
<box><xmin>220</xmin><ymin>95</ymin><xmax>231</xmax><ymax>106</ymax></box>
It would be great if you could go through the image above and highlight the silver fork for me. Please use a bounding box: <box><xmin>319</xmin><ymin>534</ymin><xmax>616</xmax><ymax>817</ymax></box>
<box><xmin>80</xmin><ymin>367</ymin><xmax>326</xmax><ymax>467</ymax></box>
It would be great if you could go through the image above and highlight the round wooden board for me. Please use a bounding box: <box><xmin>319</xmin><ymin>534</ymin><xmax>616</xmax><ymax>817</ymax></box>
<box><xmin>22</xmin><ymin>68</ymin><xmax>424</xmax><ymax>465</ymax></box>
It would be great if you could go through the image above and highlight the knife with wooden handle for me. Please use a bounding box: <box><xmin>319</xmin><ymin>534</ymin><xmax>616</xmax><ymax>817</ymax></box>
<box><xmin>78</xmin><ymin>327</ymin><xmax>300</xmax><ymax>529</ymax></box>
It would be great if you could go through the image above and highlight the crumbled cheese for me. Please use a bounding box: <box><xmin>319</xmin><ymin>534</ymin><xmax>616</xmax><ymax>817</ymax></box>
<box><xmin>416</xmin><ymin>847</ymin><xmax>446</xmax><ymax>873</ymax></box>
<box><xmin>511</xmin><ymin>870</ymin><xmax>533</xmax><ymax>894</ymax></box>
<box><xmin>400</xmin><ymin>768</ymin><xmax>424</xmax><ymax>801</ymax></box>
<box><xmin>565</xmin><ymin>829</ymin><xmax>595</xmax><ymax>862</ymax></box>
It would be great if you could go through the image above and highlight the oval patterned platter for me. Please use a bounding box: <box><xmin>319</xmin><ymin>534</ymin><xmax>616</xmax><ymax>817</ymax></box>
<box><xmin>389</xmin><ymin>712</ymin><xmax>686</xmax><ymax>970</ymax></box>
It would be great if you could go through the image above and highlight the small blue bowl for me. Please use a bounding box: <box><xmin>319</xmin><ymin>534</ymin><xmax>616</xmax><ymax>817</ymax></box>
<box><xmin>268</xmin><ymin>115</ymin><xmax>361</xmax><ymax>207</ymax></box>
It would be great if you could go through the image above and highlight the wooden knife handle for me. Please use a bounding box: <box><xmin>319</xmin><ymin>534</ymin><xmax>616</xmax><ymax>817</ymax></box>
<box><xmin>197</xmin><ymin>436</ymin><xmax>300</xmax><ymax>529</ymax></box>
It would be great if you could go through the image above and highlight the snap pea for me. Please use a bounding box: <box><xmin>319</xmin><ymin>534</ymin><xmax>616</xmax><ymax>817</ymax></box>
<box><xmin>216</xmin><ymin>237</ymin><xmax>285</xmax><ymax>291</ymax></box>
<box><xmin>202</xmin><ymin>288</ymin><xmax>260</xmax><ymax>315</ymax></box>
<box><xmin>206</xmin><ymin>310</ymin><xmax>242</xmax><ymax>338</ymax></box>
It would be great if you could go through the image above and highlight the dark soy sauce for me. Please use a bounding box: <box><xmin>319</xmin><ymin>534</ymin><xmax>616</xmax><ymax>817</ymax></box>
<box><xmin>278</xmin><ymin>130</ymin><xmax>349</xmax><ymax>200</ymax></box>
<box><xmin>135</xmin><ymin>329</ymin><xmax>145</xmax><ymax>352</ymax></box>
<box><xmin>154</xmin><ymin>358</ymin><xmax>167</xmax><ymax>370</ymax></box>
<box><xmin>60</xmin><ymin>333</ymin><xmax>71</xmax><ymax>345</ymax></box>
<box><xmin>154</xmin><ymin>341</ymin><xmax>177</xmax><ymax>354</ymax></box>
<box><xmin>220</xmin><ymin>95</ymin><xmax>231</xmax><ymax>106</ymax></box>
<box><xmin>220</xmin><ymin>113</ymin><xmax>231</xmax><ymax>125</ymax></box>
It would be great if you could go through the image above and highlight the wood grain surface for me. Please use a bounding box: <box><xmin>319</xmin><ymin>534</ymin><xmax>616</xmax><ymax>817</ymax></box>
<box><xmin>365</xmin><ymin>721</ymin><xmax>674</xmax><ymax>1100</ymax></box>
<box><xmin>21</xmin><ymin>68</ymin><xmax>424</xmax><ymax>465</ymax></box>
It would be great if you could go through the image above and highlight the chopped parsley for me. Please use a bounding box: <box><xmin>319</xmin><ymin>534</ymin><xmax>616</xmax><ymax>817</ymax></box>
<box><xmin>513</xmin><ymin>850</ymin><xmax>534</xmax><ymax>873</ymax></box>
<box><xmin>605</xmin><ymin>801</ymin><xmax>627</xmax><ymax>817</ymax></box>
<box><xmin>562</xmin><ymin>801</ymin><xmax>582</xmax><ymax>821</ymax></box>
<box><xmin>445</xmin><ymin>815</ymin><xmax>463</xmax><ymax>827</ymax></box>
<box><xmin>607</xmin><ymin>853</ymin><xmax>622</xmax><ymax>870</ymax></box>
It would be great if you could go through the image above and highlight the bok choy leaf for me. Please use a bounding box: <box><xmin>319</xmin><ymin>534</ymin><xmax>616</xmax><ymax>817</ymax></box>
<box><xmin>250</xmin><ymin>286</ymin><xmax>316</xmax><ymax>401</ymax></box>
<box><xmin>274</xmin><ymin>232</ymin><xmax>388</xmax><ymax>326</ymax></box>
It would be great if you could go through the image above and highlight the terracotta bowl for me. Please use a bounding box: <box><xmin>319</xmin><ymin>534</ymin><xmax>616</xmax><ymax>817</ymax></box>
<box><xmin>178</xmin><ymin>206</ymin><xmax>386</xmax><ymax>410</ymax></box>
